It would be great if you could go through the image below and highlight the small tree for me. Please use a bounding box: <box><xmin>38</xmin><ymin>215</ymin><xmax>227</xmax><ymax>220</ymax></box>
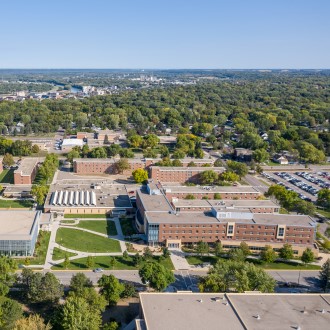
<box><xmin>279</xmin><ymin>243</ymin><xmax>294</xmax><ymax>260</ymax></box>
<box><xmin>214</xmin><ymin>242</ymin><xmax>223</xmax><ymax>257</ymax></box>
<box><xmin>143</xmin><ymin>247</ymin><xmax>153</xmax><ymax>260</ymax></box>
<box><xmin>121</xmin><ymin>283</ymin><xmax>136</xmax><ymax>298</ymax></box>
<box><xmin>86</xmin><ymin>256</ymin><xmax>95</xmax><ymax>269</ymax></box>
<box><xmin>196</xmin><ymin>241</ymin><xmax>209</xmax><ymax>256</ymax></box>
<box><xmin>162</xmin><ymin>247</ymin><xmax>170</xmax><ymax>258</ymax></box>
<box><xmin>123</xmin><ymin>251</ymin><xmax>129</xmax><ymax>260</ymax></box>
<box><xmin>109</xmin><ymin>257</ymin><xmax>116</xmax><ymax>270</ymax></box>
<box><xmin>214</xmin><ymin>193</ymin><xmax>222</xmax><ymax>200</ymax></box>
<box><xmin>319</xmin><ymin>258</ymin><xmax>330</xmax><ymax>292</ymax></box>
<box><xmin>139</xmin><ymin>261</ymin><xmax>175</xmax><ymax>291</ymax></box>
<box><xmin>113</xmin><ymin>158</ymin><xmax>130</xmax><ymax>174</ymax></box>
<box><xmin>69</xmin><ymin>273</ymin><xmax>93</xmax><ymax>294</ymax></box>
<box><xmin>132</xmin><ymin>168</ymin><xmax>148</xmax><ymax>183</ymax></box>
<box><xmin>64</xmin><ymin>254</ymin><xmax>70</xmax><ymax>269</ymax></box>
<box><xmin>98</xmin><ymin>274</ymin><xmax>124</xmax><ymax>306</ymax></box>
<box><xmin>260</xmin><ymin>245</ymin><xmax>277</xmax><ymax>263</ymax></box>
<box><xmin>239</xmin><ymin>242</ymin><xmax>250</xmax><ymax>257</ymax></box>
<box><xmin>301</xmin><ymin>248</ymin><xmax>314</xmax><ymax>265</ymax></box>
<box><xmin>133</xmin><ymin>253</ymin><xmax>142</xmax><ymax>266</ymax></box>
<box><xmin>228</xmin><ymin>248</ymin><xmax>246</xmax><ymax>262</ymax></box>
<box><xmin>2</xmin><ymin>153</ymin><xmax>15</xmax><ymax>167</ymax></box>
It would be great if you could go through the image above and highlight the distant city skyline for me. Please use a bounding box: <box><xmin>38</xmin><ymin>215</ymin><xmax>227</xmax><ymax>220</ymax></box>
<box><xmin>1</xmin><ymin>0</ymin><xmax>329</xmax><ymax>69</ymax></box>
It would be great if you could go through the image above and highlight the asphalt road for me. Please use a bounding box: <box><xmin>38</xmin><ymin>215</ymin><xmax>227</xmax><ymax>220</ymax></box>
<box><xmin>44</xmin><ymin>269</ymin><xmax>321</xmax><ymax>292</ymax></box>
<box><xmin>244</xmin><ymin>174</ymin><xmax>269</xmax><ymax>194</ymax></box>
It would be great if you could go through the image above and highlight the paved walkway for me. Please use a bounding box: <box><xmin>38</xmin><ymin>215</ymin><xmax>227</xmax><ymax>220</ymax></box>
<box><xmin>170</xmin><ymin>249</ymin><xmax>193</xmax><ymax>270</ymax></box>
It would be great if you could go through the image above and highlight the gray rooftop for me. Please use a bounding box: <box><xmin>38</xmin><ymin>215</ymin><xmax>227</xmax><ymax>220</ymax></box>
<box><xmin>0</xmin><ymin>211</ymin><xmax>40</xmax><ymax>240</ymax></box>
<box><xmin>136</xmin><ymin>189</ymin><xmax>172</xmax><ymax>213</ymax></box>
<box><xmin>154</xmin><ymin>166</ymin><xmax>225</xmax><ymax>172</ymax></box>
<box><xmin>139</xmin><ymin>292</ymin><xmax>244</xmax><ymax>330</ymax></box>
<box><xmin>162</xmin><ymin>184</ymin><xmax>260</xmax><ymax>194</ymax></box>
<box><xmin>173</xmin><ymin>199</ymin><xmax>279</xmax><ymax>209</ymax></box>
<box><xmin>44</xmin><ymin>182</ymin><xmax>132</xmax><ymax>209</ymax></box>
<box><xmin>139</xmin><ymin>293</ymin><xmax>330</xmax><ymax>330</ymax></box>
<box><xmin>14</xmin><ymin>158</ymin><xmax>39</xmax><ymax>176</ymax></box>
<box><xmin>145</xmin><ymin>210</ymin><xmax>315</xmax><ymax>227</ymax></box>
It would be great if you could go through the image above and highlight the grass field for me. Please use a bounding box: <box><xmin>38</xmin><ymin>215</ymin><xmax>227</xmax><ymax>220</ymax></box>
<box><xmin>185</xmin><ymin>255</ymin><xmax>321</xmax><ymax>270</ymax></box>
<box><xmin>60</xmin><ymin>220</ymin><xmax>76</xmax><ymax>224</ymax></box>
<box><xmin>52</xmin><ymin>255</ymin><xmax>174</xmax><ymax>270</ymax></box>
<box><xmin>64</xmin><ymin>214</ymin><xmax>110</xmax><ymax>219</ymax></box>
<box><xmin>316</xmin><ymin>209</ymin><xmax>330</xmax><ymax>219</ymax></box>
<box><xmin>0</xmin><ymin>169</ymin><xmax>14</xmax><ymax>183</ymax></box>
<box><xmin>0</xmin><ymin>199</ymin><xmax>33</xmax><ymax>208</ymax></box>
<box><xmin>32</xmin><ymin>231</ymin><xmax>51</xmax><ymax>265</ymax></box>
<box><xmin>120</xmin><ymin>218</ymin><xmax>136</xmax><ymax>236</ymax></box>
<box><xmin>56</xmin><ymin>228</ymin><xmax>121</xmax><ymax>253</ymax></box>
<box><xmin>52</xmin><ymin>247</ymin><xmax>77</xmax><ymax>261</ymax></box>
<box><xmin>75</xmin><ymin>220</ymin><xmax>117</xmax><ymax>236</ymax></box>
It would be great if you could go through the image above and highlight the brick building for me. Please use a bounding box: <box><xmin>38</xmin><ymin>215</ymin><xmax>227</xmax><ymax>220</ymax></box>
<box><xmin>14</xmin><ymin>158</ymin><xmax>39</xmax><ymax>185</ymax></box>
<box><xmin>135</xmin><ymin>183</ymin><xmax>318</xmax><ymax>256</ymax></box>
<box><xmin>150</xmin><ymin>166</ymin><xmax>225</xmax><ymax>183</ymax></box>
<box><xmin>73</xmin><ymin>158</ymin><xmax>148</xmax><ymax>175</ymax></box>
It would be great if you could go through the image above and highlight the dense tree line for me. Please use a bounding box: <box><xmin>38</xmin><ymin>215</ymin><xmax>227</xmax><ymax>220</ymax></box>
<box><xmin>0</xmin><ymin>73</ymin><xmax>329</xmax><ymax>162</ymax></box>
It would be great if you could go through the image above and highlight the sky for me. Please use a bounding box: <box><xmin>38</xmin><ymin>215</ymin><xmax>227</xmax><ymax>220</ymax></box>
<box><xmin>0</xmin><ymin>0</ymin><xmax>329</xmax><ymax>69</ymax></box>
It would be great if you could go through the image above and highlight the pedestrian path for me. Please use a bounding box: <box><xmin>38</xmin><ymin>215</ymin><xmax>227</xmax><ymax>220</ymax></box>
<box><xmin>170</xmin><ymin>249</ymin><xmax>193</xmax><ymax>270</ymax></box>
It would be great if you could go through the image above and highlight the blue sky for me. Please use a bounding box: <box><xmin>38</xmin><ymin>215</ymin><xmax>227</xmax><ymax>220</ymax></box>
<box><xmin>0</xmin><ymin>0</ymin><xmax>329</xmax><ymax>68</ymax></box>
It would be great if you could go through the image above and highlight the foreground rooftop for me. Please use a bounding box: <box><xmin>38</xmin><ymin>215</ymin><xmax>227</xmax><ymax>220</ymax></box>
<box><xmin>138</xmin><ymin>293</ymin><xmax>330</xmax><ymax>330</ymax></box>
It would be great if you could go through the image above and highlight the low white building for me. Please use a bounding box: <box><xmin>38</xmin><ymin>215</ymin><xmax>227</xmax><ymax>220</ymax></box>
<box><xmin>61</xmin><ymin>138</ymin><xmax>84</xmax><ymax>151</ymax></box>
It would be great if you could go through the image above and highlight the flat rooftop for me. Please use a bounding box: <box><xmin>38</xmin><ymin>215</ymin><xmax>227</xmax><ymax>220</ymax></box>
<box><xmin>44</xmin><ymin>182</ymin><xmax>132</xmax><ymax>209</ymax></box>
<box><xmin>3</xmin><ymin>185</ymin><xmax>32</xmax><ymax>193</ymax></box>
<box><xmin>139</xmin><ymin>292</ymin><xmax>244</xmax><ymax>330</ymax></box>
<box><xmin>162</xmin><ymin>184</ymin><xmax>260</xmax><ymax>194</ymax></box>
<box><xmin>172</xmin><ymin>199</ymin><xmax>278</xmax><ymax>209</ymax></box>
<box><xmin>0</xmin><ymin>211</ymin><xmax>39</xmax><ymax>240</ymax></box>
<box><xmin>137</xmin><ymin>189</ymin><xmax>172</xmax><ymax>213</ymax></box>
<box><xmin>145</xmin><ymin>210</ymin><xmax>315</xmax><ymax>227</ymax></box>
<box><xmin>139</xmin><ymin>293</ymin><xmax>330</xmax><ymax>330</ymax></box>
<box><xmin>14</xmin><ymin>158</ymin><xmax>39</xmax><ymax>176</ymax></box>
<box><xmin>153</xmin><ymin>166</ymin><xmax>225</xmax><ymax>171</ymax></box>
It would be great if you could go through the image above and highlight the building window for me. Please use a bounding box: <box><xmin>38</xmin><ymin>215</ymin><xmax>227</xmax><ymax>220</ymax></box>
<box><xmin>278</xmin><ymin>227</ymin><xmax>285</xmax><ymax>237</ymax></box>
<box><xmin>228</xmin><ymin>225</ymin><xmax>234</xmax><ymax>234</ymax></box>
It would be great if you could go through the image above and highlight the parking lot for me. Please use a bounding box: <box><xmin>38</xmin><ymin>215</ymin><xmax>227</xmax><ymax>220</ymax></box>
<box><xmin>261</xmin><ymin>171</ymin><xmax>329</xmax><ymax>202</ymax></box>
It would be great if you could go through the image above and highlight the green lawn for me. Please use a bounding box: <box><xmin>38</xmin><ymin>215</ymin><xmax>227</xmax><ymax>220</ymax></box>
<box><xmin>75</xmin><ymin>220</ymin><xmax>117</xmax><ymax>236</ymax></box>
<box><xmin>0</xmin><ymin>169</ymin><xmax>14</xmax><ymax>183</ymax></box>
<box><xmin>52</xmin><ymin>255</ymin><xmax>174</xmax><ymax>271</ymax></box>
<box><xmin>120</xmin><ymin>218</ymin><xmax>137</xmax><ymax>236</ymax></box>
<box><xmin>52</xmin><ymin>247</ymin><xmax>77</xmax><ymax>261</ymax></box>
<box><xmin>185</xmin><ymin>255</ymin><xmax>320</xmax><ymax>270</ymax></box>
<box><xmin>185</xmin><ymin>255</ymin><xmax>218</xmax><ymax>266</ymax></box>
<box><xmin>64</xmin><ymin>214</ymin><xmax>110</xmax><ymax>219</ymax></box>
<box><xmin>316</xmin><ymin>209</ymin><xmax>330</xmax><ymax>219</ymax></box>
<box><xmin>0</xmin><ymin>199</ymin><xmax>33</xmax><ymax>208</ymax></box>
<box><xmin>31</xmin><ymin>231</ymin><xmax>51</xmax><ymax>265</ymax></box>
<box><xmin>56</xmin><ymin>228</ymin><xmax>121</xmax><ymax>253</ymax></box>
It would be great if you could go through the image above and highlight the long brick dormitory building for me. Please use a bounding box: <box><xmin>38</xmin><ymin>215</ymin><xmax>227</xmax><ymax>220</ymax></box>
<box><xmin>135</xmin><ymin>182</ymin><xmax>318</xmax><ymax>256</ymax></box>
